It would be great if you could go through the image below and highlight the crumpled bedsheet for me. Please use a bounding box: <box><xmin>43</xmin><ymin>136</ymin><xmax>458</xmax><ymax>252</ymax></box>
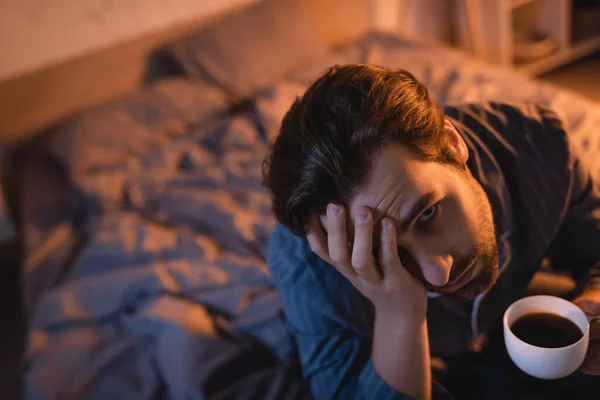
<box><xmin>23</xmin><ymin>33</ymin><xmax>600</xmax><ymax>399</ymax></box>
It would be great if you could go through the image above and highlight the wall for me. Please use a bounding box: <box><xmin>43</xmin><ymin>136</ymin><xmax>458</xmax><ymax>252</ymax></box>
<box><xmin>0</xmin><ymin>0</ymin><xmax>258</xmax><ymax>81</ymax></box>
<box><xmin>0</xmin><ymin>0</ymin><xmax>374</xmax><ymax>143</ymax></box>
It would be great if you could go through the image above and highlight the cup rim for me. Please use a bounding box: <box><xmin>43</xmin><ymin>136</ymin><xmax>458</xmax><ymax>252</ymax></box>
<box><xmin>503</xmin><ymin>295</ymin><xmax>590</xmax><ymax>351</ymax></box>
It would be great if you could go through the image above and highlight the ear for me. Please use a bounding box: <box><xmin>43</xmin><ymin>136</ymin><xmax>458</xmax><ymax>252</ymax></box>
<box><xmin>444</xmin><ymin>119</ymin><xmax>469</xmax><ymax>164</ymax></box>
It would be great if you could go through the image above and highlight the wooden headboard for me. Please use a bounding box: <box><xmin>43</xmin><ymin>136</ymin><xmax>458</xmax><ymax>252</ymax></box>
<box><xmin>0</xmin><ymin>0</ymin><xmax>374</xmax><ymax>147</ymax></box>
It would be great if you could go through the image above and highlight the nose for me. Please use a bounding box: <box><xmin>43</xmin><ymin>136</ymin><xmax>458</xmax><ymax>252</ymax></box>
<box><xmin>415</xmin><ymin>252</ymin><xmax>453</xmax><ymax>287</ymax></box>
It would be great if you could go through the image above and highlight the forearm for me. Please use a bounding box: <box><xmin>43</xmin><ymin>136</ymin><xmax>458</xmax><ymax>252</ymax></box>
<box><xmin>372</xmin><ymin>310</ymin><xmax>431</xmax><ymax>399</ymax></box>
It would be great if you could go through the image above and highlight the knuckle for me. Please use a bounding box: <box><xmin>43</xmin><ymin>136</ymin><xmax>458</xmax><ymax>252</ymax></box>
<box><xmin>307</xmin><ymin>240</ymin><xmax>321</xmax><ymax>253</ymax></box>
<box><xmin>378</xmin><ymin>254</ymin><xmax>392</xmax><ymax>268</ymax></box>
<box><xmin>379</xmin><ymin>249</ymin><xmax>396</xmax><ymax>265</ymax></box>
<box><xmin>381</xmin><ymin>231</ymin><xmax>394</xmax><ymax>245</ymax></box>
<box><xmin>331</xmin><ymin>253</ymin><xmax>348</xmax><ymax>265</ymax></box>
<box><xmin>380</xmin><ymin>220</ymin><xmax>395</xmax><ymax>243</ymax></box>
<box><xmin>327</xmin><ymin>220</ymin><xmax>341</xmax><ymax>233</ymax></box>
<box><xmin>378</xmin><ymin>257</ymin><xmax>392</xmax><ymax>270</ymax></box>
<box><xmin>328</xmin><ymin>225</ymin><xmax>345</xmax><ymax>238</ymax></box>
<box><xmin>351</xmin><ymin>262</ymin><xmax>363</xmax><ymax>273</ymax></box>
<box><xmin>354</xmin><ymin>222</ymin><xmax>371</xmax><ymax>234</ymax></box>
<box><xmin>352</xmin><ymin>261</ymin><xmax>369</xmax><ymax>274</ymax></box>
<box><xmin>355</xmin><ymin>219</ymin><xmax>370</xmax><ymax>229</ymax></box>
<box><xmin>311</xmin><ymin>246</ymin><xmax>326</xmax><ymax>259</ymax></box>
<box><xmin>307</xmin><ymin>231</ymin><xmax>321</xmax><ymax>243</ymax></box>
<box><xmin>354</xmin><ymin>219</ymin><xmax>372</xmax><ymax>233</ymax></box>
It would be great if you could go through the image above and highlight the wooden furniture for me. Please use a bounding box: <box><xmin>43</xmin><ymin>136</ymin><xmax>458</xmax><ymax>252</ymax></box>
<box><xmin>458</xmin><ymin>0</ymin><xmax>600</xmax><ymax>76</ymax></box>
<box><xmin>390</xmin><ymin>0</ymin><xmax>600</xmax><ymax>77</ymax></box>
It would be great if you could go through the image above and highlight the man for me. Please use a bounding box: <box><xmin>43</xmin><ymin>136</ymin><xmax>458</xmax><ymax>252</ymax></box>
<box><xmin>263</xmin><ymin>65</ymin><xmax>600</xmax><ymax>399</ymax></box>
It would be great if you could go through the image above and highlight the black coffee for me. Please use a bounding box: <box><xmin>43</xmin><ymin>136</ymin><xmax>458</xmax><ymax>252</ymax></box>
<box><xmin>510</xmin><ymin>312</ymin><xmax>583</xmax><ymax>348</ymax></box>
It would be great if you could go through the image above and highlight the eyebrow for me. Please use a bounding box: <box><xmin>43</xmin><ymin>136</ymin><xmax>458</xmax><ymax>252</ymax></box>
<box><xmin>398</xmin><ymin>192</ymin><xmax>437</xmax><ymax>233</ymax></box>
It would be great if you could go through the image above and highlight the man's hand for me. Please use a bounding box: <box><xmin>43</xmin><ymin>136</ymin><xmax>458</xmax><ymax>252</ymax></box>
<box><xmin>573</xmin><ymin>291</ymin><xmax>600</xmax><ymax>375</ymax></box>
<box><xmin>307</xmin><ymin>204</ymin><xmax>431</xmax><ymax>398</ymax></box>
<box><xmin>307</xmin><ymin>204</ymin><xmax>427</xmax><ymax>322</ymax></box>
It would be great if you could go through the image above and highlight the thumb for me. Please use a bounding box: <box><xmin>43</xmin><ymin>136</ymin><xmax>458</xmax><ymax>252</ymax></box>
<box><xmin>574</xmin><ymin>297</ymin><xmax>600</xmax><ymax>317</ymax></box>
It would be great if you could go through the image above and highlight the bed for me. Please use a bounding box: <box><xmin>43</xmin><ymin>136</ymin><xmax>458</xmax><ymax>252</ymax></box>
<box><xmin>12</xmin><ymin>0</ymin><xmax>600</xmax><ymax>398</ymax></box>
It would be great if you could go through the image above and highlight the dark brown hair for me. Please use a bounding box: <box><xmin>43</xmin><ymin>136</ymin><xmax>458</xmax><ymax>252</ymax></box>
<box><xmin>263</xmin><ymin>64</ymin><xmax>453</xmax><ymax>236</ymax></box>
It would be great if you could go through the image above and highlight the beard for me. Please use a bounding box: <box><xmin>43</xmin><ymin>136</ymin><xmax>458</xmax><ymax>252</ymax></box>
<box><xmin>448</xmin><ymin>254</ymin><xmax>498</xmax><ymax>300</ymax></box>
<box><xmin>430</xmin><ymin>176</ymin><xmax>499</xmax><ymax>301</ymax></box>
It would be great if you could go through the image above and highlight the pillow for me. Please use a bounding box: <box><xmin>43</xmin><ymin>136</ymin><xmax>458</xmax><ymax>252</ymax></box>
<box><xmin>160</xmin><ymin>0</ymin><xmax>329</xmax><ymax>99</ymax></box>
<box><xmin>42</xmin><ymin>78</ymin><xmax>228</xmax><ymax>178</ymax></box>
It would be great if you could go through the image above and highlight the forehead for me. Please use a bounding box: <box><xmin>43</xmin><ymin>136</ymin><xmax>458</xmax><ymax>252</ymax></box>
<box><xmin>349</xmin><ymin>143</ymin><xmax>441</xmax><ymax>216</ymax></box>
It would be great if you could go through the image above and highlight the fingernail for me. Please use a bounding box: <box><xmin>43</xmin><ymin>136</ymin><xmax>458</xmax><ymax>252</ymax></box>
<box><xmin>382</xmin><ymin>219</ymin><xmax>392</xmax><ymax>231</ymax></box>
<box><xmin>355</xmin><ymin>210</ymin><xmax>370</xmax><ymax>223</ymax></box>
<box><xmin>327</xmin><ymin>204</ymin><xmax>340</xmax><ymax>216</ymax></box>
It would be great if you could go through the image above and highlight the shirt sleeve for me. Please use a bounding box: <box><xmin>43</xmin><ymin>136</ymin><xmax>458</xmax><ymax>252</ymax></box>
<box><xmin>547</xmin><ymin>146</ymin><xmax>600</xmax><ymax>294</ymax></box>
<box><xmin>267</xmin><ymin>225</ymin><xmax>453</xmax><ymax>399</ymax></box>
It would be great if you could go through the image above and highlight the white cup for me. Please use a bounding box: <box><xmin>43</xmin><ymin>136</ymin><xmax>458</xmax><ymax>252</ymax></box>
<box><xmin>503</xmin><ymin>295</ymin><xmax>590</xmax><ymax>380</ymax></box>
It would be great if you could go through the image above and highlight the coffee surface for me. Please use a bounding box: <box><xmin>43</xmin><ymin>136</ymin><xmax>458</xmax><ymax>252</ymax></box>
<box><xmin>510</xmin><ymin>312</ymin><xmax>583</xmax><ymax>348</ymax></box>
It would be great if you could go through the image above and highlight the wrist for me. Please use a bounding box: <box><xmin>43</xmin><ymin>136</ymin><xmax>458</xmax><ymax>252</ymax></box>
<box><xmin>375</xmin><ymin>297</ymin><xmax>427</xmax><ymax>324</ymax></box>
<box><xmin>375</xmin><ymin>306</ymin><xmax>426</xmax><ymax>335</ymax></box>
<box><xmin>372</xmin><ymin>309</ymin><xmax>431</xmax><ymax>398</ymax></box>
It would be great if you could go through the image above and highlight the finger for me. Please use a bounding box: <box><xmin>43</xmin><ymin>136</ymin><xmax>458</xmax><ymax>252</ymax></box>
<box><xmin>319</xmin><ymin>214</ymin><xmax>328</xmax><ymax>233</ymax></box>
<box><xmin>581</xmin><ymin>341</ymin><xmax>600</xmax><ymax>375</ymax></box>
<box><xmin>379</xmin><ymin>218</ymin><xmax>400</xmax><ymax>279</ymax></box>
<box><xmin>351</xmin><ymin>208</ymin><xmax>380</xmax><ymax>283</ymax></box>
<box><xmin>581</xmin><ymin>361</ymin><xmax>600</xmax><ymax>374</ymax></box>
<box><xmin>580</xmin><ymin>364</ymin><xmax>600</xmax><ymax>375</ymax></box>
<box><xmin>306</xmin><ymin>214</ymin><xmax>331</xmax><ymax>264</ymax></box>
<box><xmin>591</xmin><ymin>319</ymin><xmax>600</xmax><ymax>340</ymax></box>
<box><xmin>326</xmin><ymin>204</ymin><xmax>355</xmax><ymax>278</ymax></box>
<box><xmin>573</xmin><ymin>297</ymin><xmax>600</xmax><ymax>317</ymax></box>
<box><xmin>573</xmin><ymin>297</ymin><xmax>600</xmax><ymax>339</ymax></box>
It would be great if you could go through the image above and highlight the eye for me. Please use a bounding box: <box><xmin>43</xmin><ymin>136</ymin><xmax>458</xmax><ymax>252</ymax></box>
<box><xmin>418</xmin><ymin>204</ymin><xmax>437</xmax><ymax>224</ymax></box>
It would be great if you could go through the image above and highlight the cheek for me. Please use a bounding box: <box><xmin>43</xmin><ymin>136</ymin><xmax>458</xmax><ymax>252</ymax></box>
<box><xmin>436</xmin><ymin>196</ymin><xmax>477</xmax><ymax>251</ymax></box>
<box><xmin>465</xmin><ymin>190</ymin><xmax>495</xmax><ymax>249</ymax></box>
<box><xmin>461</xmin><ymin>211</ymin><xmax>481</xmax><ymax>248</ymax></box>
<box><xmin>452</xmin><ymin>190</ymin><xmax>482</xmax><ymax>248</ymax></box>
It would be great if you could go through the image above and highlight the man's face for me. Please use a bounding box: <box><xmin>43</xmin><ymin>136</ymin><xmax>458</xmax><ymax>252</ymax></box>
<box><xmin>346</xmin><ymin>134</ymin><xmax>498</xmax><ymax>300</ymax></box>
